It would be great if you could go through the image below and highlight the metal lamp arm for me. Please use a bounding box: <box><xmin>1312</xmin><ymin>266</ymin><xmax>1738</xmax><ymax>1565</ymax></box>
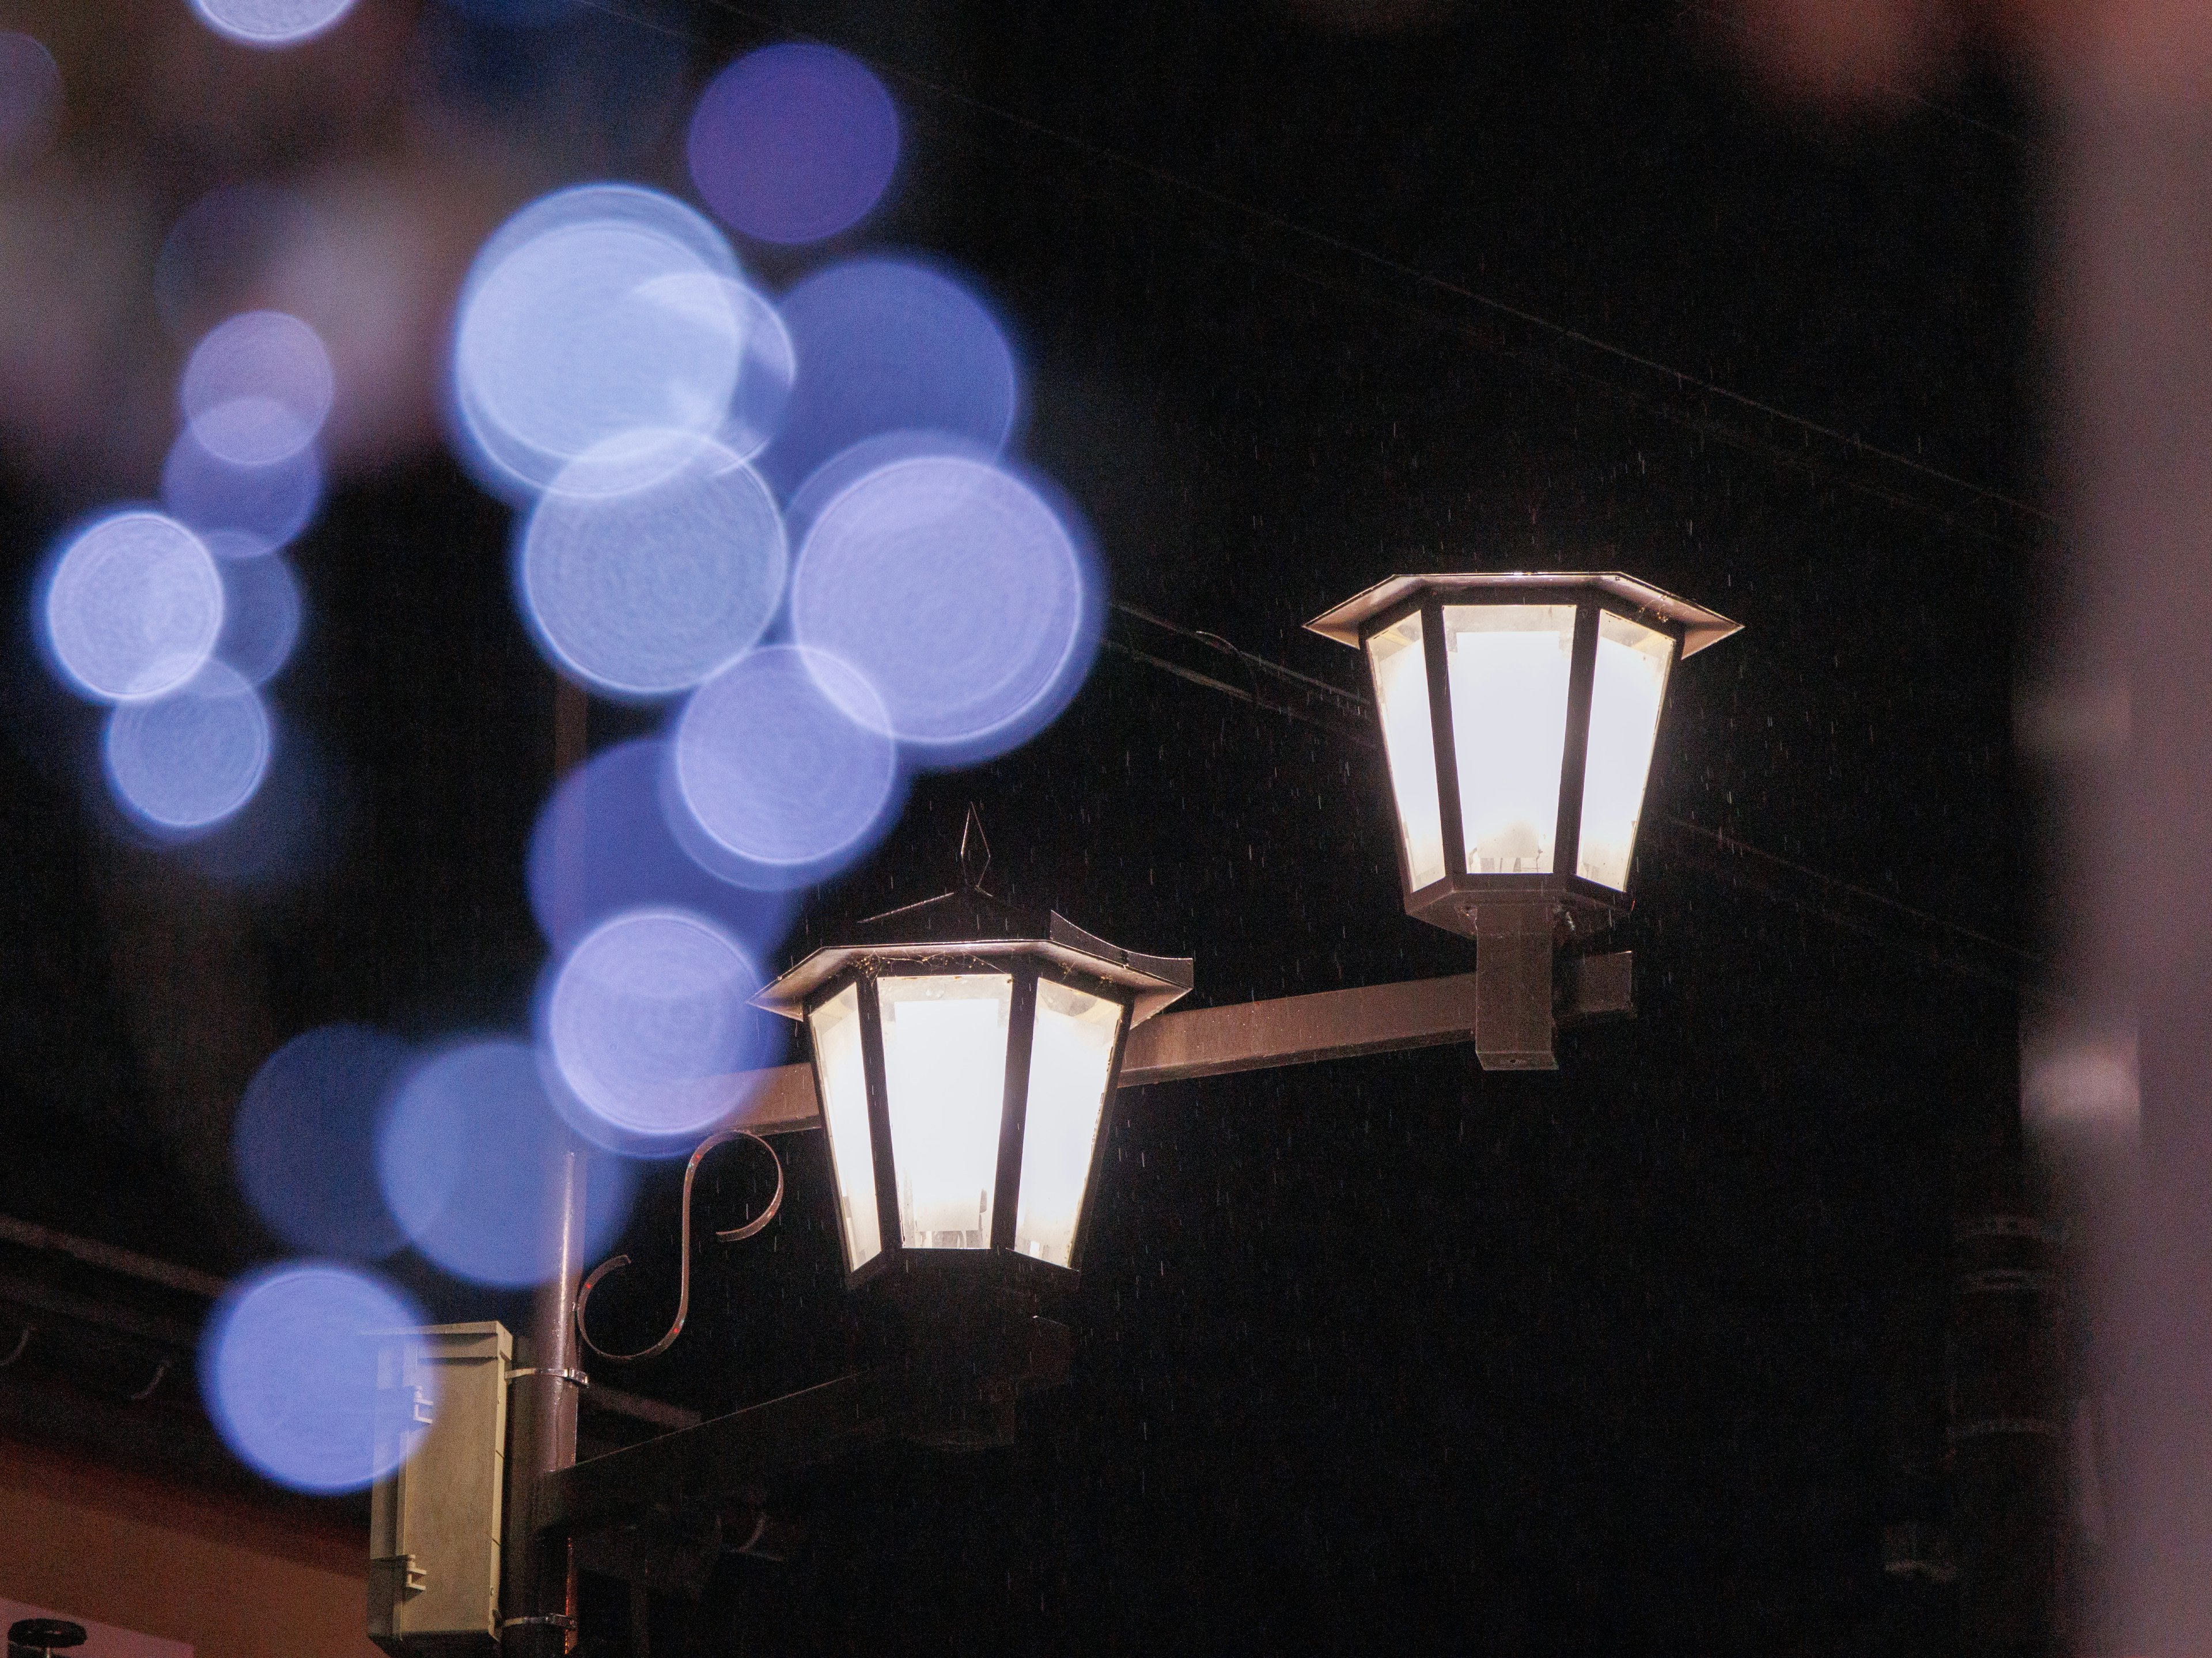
<box><xmin>575</xmin><ymin>1128</ymin><xmax>785</xmax><ymax>1364</ymax></box>
<box><xmin>715</xmin><ymin>954</ymin><xmax>1637</xmax><ymax>1136</ymax></box>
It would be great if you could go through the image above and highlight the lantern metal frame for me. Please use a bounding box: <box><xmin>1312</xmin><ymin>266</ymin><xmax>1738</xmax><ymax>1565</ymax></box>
<box><xmin>1306</xmin><ymin>571</ymin><xmax>1739</xmax><ymax>943</ymax></box>
<box><xmin>756</xmin><ymin>913</ymin><xmax>1194</xmax><ymax>1293</ymax></box>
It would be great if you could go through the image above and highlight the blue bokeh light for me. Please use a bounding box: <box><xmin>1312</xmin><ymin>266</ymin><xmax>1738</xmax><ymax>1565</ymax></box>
<box><xmin>527</xmin><ymin>737</ymin><xmax>795</xmax><ymax>960</ymax></box>
<box><xmin>162</xmin><ymin>425</ymin><xmax>323</xmax><ymax>550</ymax></box>
<box><xmin>203</xmin><ymin>528</ymin><xmax>277</xmax><ymax>562</ymax></box>
<box><xmin>103</xmin><ymin>661</ymin><xmax>274</xmax><ymax>831</ymax></box>
<box><xmin>721</xmin><ymin>280</ymin><xmax>794</xmax><ymax>460</ymax></box>
<box><xmin>452</xmin><ymin>184</ymin><xmax>745</xmax><ymax>499</ymax></box>
<box><xmin>687</xmin><ymin>44</ymin><xmax>899</xmax><ymax>246</ymax></box>
<box><xmin>43</xmin><ymin>510</ymin><xmax>224</xmax><ymax>703</ymax></box>
<box><xmin>672</xmin><ymin>644</ymin><xmax>901</xmax><ymax>887</ymax></box>
<box><xmin>233</xmin><ymin>1025</ymin><xmax>412</xmax><ymax>1259</ymax></box>
<box><xmin>156</xmin><ymin>718</ymin><xmax>347</xmax><ymax>890</ymax></box>
<box><xmin>201</xmin><ymin>1263</ymin><xmax>428</xmax><ymax>1494</ymax></box>
<box><xmin>378</xmin><ymin>1038</ymin><xmax>635</xmax><ymax>1288</ymax></box>
<box><xmin>518</xmin><ymin>435</ymin><xmax>785</xmax><ymax>698</ymax></box>
<box><xmin>0</xmin><ymin>33</ymin><xmax>60</xmax><ymax>166</ymax></box>
<box><xmin>543</xmin><ymin>908</ymin><xmax>776</xmax><ymax>1150</ymax></box>
<box><xmin>779</xmin><ymin>429</ymin><xmax>993</xmax><ymax>553</ymax></box>
<box><xmin>216</xmin><ymin>551</ymin><xmax>302</xmax><ymax>686</ymax></box>
<box><xmin>756</xmin><ymin>258</ymin><xmax>1019</xmax><ymax>498</ymax></box>
<box><xmin>191</xmin><ymin>0</ymin><xmax>358</xmax><ymax>48</ymax></box>
<box><xmin>791</xmin><ymin>454</ymin><xmax>1100</xmax><ymax>764</ymax></box>
<box><xmin>183</xmin><ymin>312</ymin><xmax>335</xmax><ymax>466</ymax></box>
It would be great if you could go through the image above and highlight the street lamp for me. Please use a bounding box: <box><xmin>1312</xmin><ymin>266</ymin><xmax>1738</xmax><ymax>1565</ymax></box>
<box><xmin>1307</xmin><ymin>571</ymin><xmax>1738</xmax><ymax>1067</ymax></box>
<box><xmin>755</xmin><ymin>905</ymin><xmax>1192</xmax><ymax>1287</ymax></box>
<box><xmin>381</xmin><ymin>588</ymin><xmax>1738</xmax><ymax>1655</ymax></box>
<box><xmin>748</xmin><ymin>895</ymin><xmax>1191</xmax><ymax>1447</ymax></box>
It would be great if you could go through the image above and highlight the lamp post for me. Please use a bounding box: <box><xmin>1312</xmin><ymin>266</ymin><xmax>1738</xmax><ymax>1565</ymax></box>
<box><xmin>1306</xmin><ymin>571</ymin><xmax>1738</xmax><ymax>1068</ymax></box>
<box><xmin>373</xmin><ymin>580</ymin><xmax>1738</xmax><ymax>1655</ymax></box>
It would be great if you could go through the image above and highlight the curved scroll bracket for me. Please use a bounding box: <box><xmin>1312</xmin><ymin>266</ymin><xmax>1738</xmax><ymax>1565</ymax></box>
<box><xmin>575</xmin><ymin>1128</ymin><xmax>786</xmax><ymax>1364</ymax></box>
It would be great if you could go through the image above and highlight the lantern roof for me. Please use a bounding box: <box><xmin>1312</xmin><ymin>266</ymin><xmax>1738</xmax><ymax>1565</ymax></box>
<box><xmin>755</xmin><ymin>907</ymin><xmax>1195</xmax><ymax>1026</ymax></box>
<box><xmin>1304</xmin><ymin>571</ymin><xmax>1741</xmax><ymax>657</ymax></box>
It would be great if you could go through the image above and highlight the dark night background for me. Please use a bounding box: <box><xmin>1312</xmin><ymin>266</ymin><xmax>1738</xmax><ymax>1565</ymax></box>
<box><xmin>0</xmin><ymin>3</ymin><xmax>2040</xmax><ymax>1653</ymax></box>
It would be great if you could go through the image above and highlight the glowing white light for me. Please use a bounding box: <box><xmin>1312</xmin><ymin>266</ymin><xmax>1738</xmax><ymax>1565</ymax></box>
<box><xmin>182</xmin><ymin>311</ymin><xmax>335</xmax><ymax>465</ymax></box>
<box><xmin>377</xmin><ymin>1039</ymin><xmax>634</xmax><ymax>1289</ymax></box>
<box><xmin>1014</xmin><ymin>980</ymin><xmax>1123</xmax><ymax>1266</ymax></box>
<box><xmin>808</xmin><ymin>984</ymin><xmax>882</xmax><ymax>1271</ymax></box>
<box><xmin>215</xmin><ymin>550</ymin><xmax>302</xmax><ymax>686</ymax></box>
<box><xmin>1365</xmin><ymin>612</ymin><xmax>1444</xmax><ymax>890</ymax></box>
<box><xmin>162</xmin><ymin>426</ymin><xmax>323</xmax><ymax>549</ymax></box>
<box><xmin>1577</xmin><ymin>614</ymin><xmax>1674</xmax><ymax>890</ymax></box>
<box><xmin>190</xmin><ymin>0</ymin><xmax>357</xmax><ymax>47</ymax></box>
<box><xmin>44</xmin><ymin>511</ymin><xmax>224</xmax><ymax>703</ymax></box>
<box><xmin>1444</xmin><ymin>605</ymin><xmax>1576</xmax><ymax>875</ymax></box>
<box><xmin>880</xmin><ymin>974</ymin><xmax>1012</xmax><ymax>1250</ymax></box>
<box><xmin>544</xmin><ymin>908</ymin><xmax>768</xmax><ymax>1144</ymax></box>
<box><xmin>103</xmin><ymin>661</ymin><xmax>272</xmax><ymax>831</ymax></box>
<box><xmin>672</xmin><ymin>645</ymin><xmax>900</xmax><ymax>885</ymax></box>
<box><xmin>519</xmin><ymin>435</ymin><xmax>786</xmax><ymax>697</ymax></box>
<box><xmin>200</xmin><ymin>1264</ymin><xmax>426</xmax><ymax>1495</ymax></box>
<box><xmin>452</xmin><ymin>185</ymin><xmax>745</xmax><ymax>498</ymax></box>
<box><xmin>790</xmin><ymin>454</ymin><xmax>1095</xmax><ymax>762</ymax></box>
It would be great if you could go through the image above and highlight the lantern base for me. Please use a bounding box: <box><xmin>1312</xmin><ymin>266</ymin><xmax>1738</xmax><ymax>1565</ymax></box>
<box><xmin>1403</xmin><ymin>882</ymin><xmax>1636</xmax><ymax>1071</ymax></box>
<box><xmin>1471</xmin><ymin>903</ymin><xmax>1559</xmax><ymax>1070</ymax></box>
<box><xmin>866</xmin><ymin>1254</ymin><xmax>1077</xmax><ymax>1451</ymax></box>
<box><xmin>1403</xmin><ymin>872</ymin><xmax>1626</xmax><ymax>944</ymax></box>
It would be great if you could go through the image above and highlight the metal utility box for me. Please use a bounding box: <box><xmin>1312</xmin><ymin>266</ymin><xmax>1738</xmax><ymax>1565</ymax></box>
<box><xmin>369</xmin><ymin>1322</ymin><xmax>512</xmax><ymax>1654</ymax></box>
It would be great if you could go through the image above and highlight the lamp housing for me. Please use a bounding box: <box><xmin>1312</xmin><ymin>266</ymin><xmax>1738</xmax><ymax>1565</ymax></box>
<box><xmin>1308</xmin><ymin>571</ymin><xmax>1737</xmax><ymax>944</ymax></box>
<box><xmin>757</xmin><ymin>903</ymin><xmax>1191</xmax><ymax>1296</ymax></box>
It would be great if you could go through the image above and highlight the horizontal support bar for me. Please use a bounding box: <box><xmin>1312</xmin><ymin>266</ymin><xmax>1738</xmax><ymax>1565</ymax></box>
<box><xmin>726</xmin><ymin>954</ymin><xmax>1631</xmax><ymax>1133</ymax></box>
<box><xmin>543</xmin><ymin>1370</ymin><xmax>890</xmax><ymax>1535</ymax></box>
<box><xmin>1556</xmin><ymin>949</ymin><xmax>1634</xmax><ymax>1023</ymax></box>
<box><xmin>1116</xmin><ymin>972</ymin><xmax>1480</xmax><ymax>1085</ymax></box>
<box><xmin>728</xmin><ymin>1063</ymin><xmax>822</xmax><ymax>1135</ymax></box>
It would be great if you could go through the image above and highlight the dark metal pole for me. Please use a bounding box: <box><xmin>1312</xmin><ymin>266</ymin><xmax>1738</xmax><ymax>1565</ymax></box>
<box><xmin>502</xmin><ymin>1146</ymin><xmax>587</xmax><ymax>1658</ymax></box>
<box><xmin>502</xmin><ymin>679</ymin><xmax>590</xmax><ymax>1658</ymax></box>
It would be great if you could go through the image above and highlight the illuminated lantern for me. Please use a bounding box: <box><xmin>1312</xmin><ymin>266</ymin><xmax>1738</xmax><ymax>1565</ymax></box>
<box><xmin>1308</xmin><ymin>572</ymin><xmax>1738</xmax><ymax>1065</ymax></box>
<box><xmin>757</xmin><ymin>906</ymin><xmax>1191</xmax><ymax>1288</ymax></box>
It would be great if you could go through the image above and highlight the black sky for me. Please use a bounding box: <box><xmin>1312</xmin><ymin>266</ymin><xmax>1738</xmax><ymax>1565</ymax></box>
<box><xmin>0</xmin><ymin>2</ymin><xmax>2036</xmax><ymax>1652</ymax></box>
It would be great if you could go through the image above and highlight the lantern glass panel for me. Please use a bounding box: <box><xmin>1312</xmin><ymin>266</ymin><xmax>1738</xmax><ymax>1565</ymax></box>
<box><xmin>1365</xmin><ymin>612</ymin><xmax>1445</xmax><ymax>889</ymax></box>
<box><xmin>1577</xmin><ymin>613</ymin><xmax>1676</xmax><ymax>890</ymax></box>
<box><xmin>880</xmin><ymin>972</ymin><xmax>1014</xmax><ymax>1250</ymax></box>
<box><xmin>808</xmin><ymin>983</ymin><xmax>882</xmax><ymax>1271</ymax></box>
<box><xmin>1013</xmin><ymin>980</ymin><xmax>1125</xmax><ymax>1267</ymax></box>
<box><xmin>1442</xmin><ymin>604</ymin><xmax>1577</xmax><ymax>874</ymax></box>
